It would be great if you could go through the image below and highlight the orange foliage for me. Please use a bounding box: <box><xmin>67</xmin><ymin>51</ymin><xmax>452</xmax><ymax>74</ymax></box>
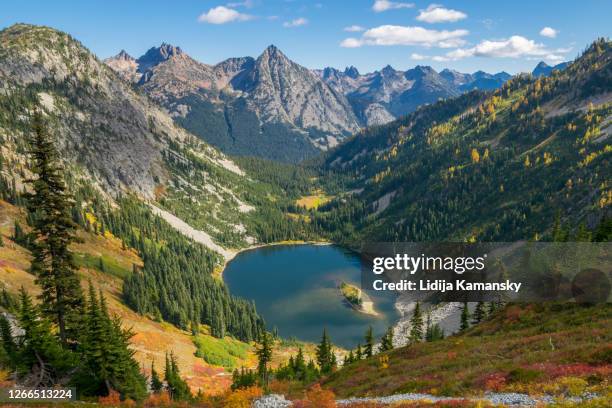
<box><xmin>143</xmin><ymin>391</ymin><xmax>172</xmax><ymax>407</ymax></box>
<box><xmin>98</xmin><ymin>389</ymin><xmax>121</xmax><ymax>406</ymax></box>
<box><xmin>222</xmin><ymin>386</ymin><xmax>263</xmax><ymax>408</ymax></box>
<box><xmin>294</xmin><ymin>384</ymin><xmax>336</xmax><ymax>408</ymax></box>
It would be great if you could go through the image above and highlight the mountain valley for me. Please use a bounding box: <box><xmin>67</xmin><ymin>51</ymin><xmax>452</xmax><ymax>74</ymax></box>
<box><xmin>0</xmin><ymin>21</ymin><xmax>610</xmax><ymax>405</ymax></box>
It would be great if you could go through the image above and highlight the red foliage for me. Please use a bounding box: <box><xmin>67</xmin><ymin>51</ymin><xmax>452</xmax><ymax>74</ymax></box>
<box><xmin>526</xmin><ymin>363</ymin><xmax>612</xmax><ymax>379</ymax></box>
<box><xmin>504</xmin><ymin>305</ymin><xmax>524</xmax><ymax>322</ymax></box>
<box><xmin>98</xmin><ymin>389</ymin><xmax>121</xmax><ymax>406</ymax></box>
<box><xmin>477</xmin><ymin>372</ymin><xmax>507</xmax><ymax>391</ymax></box>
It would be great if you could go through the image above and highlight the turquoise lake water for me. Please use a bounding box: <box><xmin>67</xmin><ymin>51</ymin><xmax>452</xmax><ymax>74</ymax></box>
<box><xmin>223</xmin><ymin>244</ymin><xmax>399</xmax><ymax>347</ymax></box>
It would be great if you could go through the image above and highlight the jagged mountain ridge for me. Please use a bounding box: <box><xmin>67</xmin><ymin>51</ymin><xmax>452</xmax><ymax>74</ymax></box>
<box><xmin>105</xmin><ymin>43</ymin><xmax>543</xmax><ymax>161</ymax></box>
<box><xmin>318</xmin><ymin>64</ymin><xmax>512</xmax><ymax>126</ymax></box>
<box><xmin>105</xmin><ymin>44</ymin><xmax>359</xmax><ymax>162</ymax></box>
<box><xmin>0</xmin><ymin>24</ymin><xmax>270</xmax><ymax>250</ymax></box>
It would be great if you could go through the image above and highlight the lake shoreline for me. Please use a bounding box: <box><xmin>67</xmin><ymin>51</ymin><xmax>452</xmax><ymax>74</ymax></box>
<box><xmin>216</xmin><ymin>239</ymin><xmax>333</xmax><ymax>278</ymax></box>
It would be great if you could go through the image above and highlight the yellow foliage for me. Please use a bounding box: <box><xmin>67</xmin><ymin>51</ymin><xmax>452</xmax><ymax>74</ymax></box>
<box><xmin>373</xmin><ymin>167</ymin><xmax>391</xmax><ymax>183</ymax></box>
<box><xmin>542</xmin><ymin>377</ymin><xmax>588</xmax><ymax>397</ymax></box>
<box><xmin>378</xmin><ymin>355</ymin><xmax>389</xmax><ymax>370</ymax></box>
<box><xmin>483</xmin><ymin>148</ymin><xmax>490</xmax><ymax>160</ymax></box>
<box><xmin>222</xmin><ymin>386</ymin><xmax>263</xmax><ymax>408</ymax></box>
<box><xmin>599</xmin><ymin>190</ymin><xmax>611</xmax><ymax>208</ymax></box>
<box><xmin>543</xmin><ymin>151</ymin><xmax>553</xmax><ymax>165</ymax></box>
<box><xmin>471</xmin><ymin>148</ymin><xmax>480</xmax><ymax>164</ymax></box>
<box><xmin>524</xmin><ymin>155</ymin><xmax>531</xmax><ymax>167</ymax></box>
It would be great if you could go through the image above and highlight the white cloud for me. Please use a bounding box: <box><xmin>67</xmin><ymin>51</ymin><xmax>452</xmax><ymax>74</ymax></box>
<box><xmin>198</xmin><ymin>6</ymin><xmax>253</xmax><ymax>24</ymax></box>
<box><xmin>344</xmin><ymin>25</ymin><xmax>366</xmax><ymax>32</ymax></box>
<box><xmin>372</xmin><ymin>0</ymin><xmax>414</xmax><ymax>12</ymax></box>
<box><xmin>340</xmin><ymin>38</ymin><xmax>364</xmax><ymax>48</ymax></box>
<box><xmin>340</xmin><ymin>25</ymin><xmax>468</xmax><ymax>48</ymax></box>
<box><xmin>540</xmin><ymin>27</ymin><xmax>558</xmax><ymax>38</ymax></box>
<box><xmin>226</xmin><ymin>0</ymin><xmax>254</xmax><ymax>8</ymax></box>
<box><xmin>416</xmin><ymin>4</ymin><xmax>467</xmax><ymax>23</ymax></box>
<box><xmin>283</xmin><ymin>17</ymin><xmax>308</xmax><ymax>28</ymax></box>
<box><xmin>432</xmin><ymin>55</ymin><xmax>451</xmax><ymax>62</ymax></box>
<box><xmin>410</xmin><ymin>53</ymin><xmax>427</xmax><ymax>60</ymax></box>
<box><xmin>443</xmin><ymin>35</ymin><xmax>566</xmax><ymax>61</ymax></box>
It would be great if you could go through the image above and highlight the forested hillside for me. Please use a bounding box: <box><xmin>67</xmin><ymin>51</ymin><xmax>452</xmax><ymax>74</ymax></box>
<box><xmin>0</xmin><ymin>24</ymin><xmax>318</xmax><ymax>344</ymax></box>
<box><xmin>316</xmin><ymin>39</ymin><xmax>611</xmax><ymax>244</ymax></box>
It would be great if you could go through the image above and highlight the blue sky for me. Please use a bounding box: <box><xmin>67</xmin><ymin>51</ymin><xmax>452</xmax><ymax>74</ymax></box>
<box><xmin>2</xmin><ymin>0</ymin><xmax>610</xmax><ymax>74</ymax></box>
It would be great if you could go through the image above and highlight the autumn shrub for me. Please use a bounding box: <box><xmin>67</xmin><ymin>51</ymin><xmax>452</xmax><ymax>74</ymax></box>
<box><xmin>479</xmin><ymin>372</ymin><xmax>506</xmax><ymax>391</ymax></box>
<box><xmin>269</xmin><ymin>379</ymin><xmax>305</xmax><ymax>400</ymax></box>
<box><xmin>98</xmin><ymin>389</ymin><xmax>121</xmax><ymax>406</ymax></box>
<box><xmin>143</xmin><ymin>391</ymin><xmax>172</xmax><ymax>407</ymax></box>
<box><xmin>541</xmin><ymin>376</ymin><xmax>589</xmax><ymax>397</ymax></box>
<box><xmin>293</xmin><ymin>384</ymin><xmax>336</xmax><ymax>408</ymax></box>
<box><xmin>222</xmin><ymin>386</ymin><xmax>263</xmax><ymax>408</ymax></box>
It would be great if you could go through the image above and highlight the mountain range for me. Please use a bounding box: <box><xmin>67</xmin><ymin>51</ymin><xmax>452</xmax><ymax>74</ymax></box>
<box><xmin>0</xmin><ymin>23</ymin><xmax>609</xmax><ymax>399</ymax></box>
<box><xmin>105</xmin><ymin>44</ymin><xmax>556</xmax><ymax>162</ymax></box>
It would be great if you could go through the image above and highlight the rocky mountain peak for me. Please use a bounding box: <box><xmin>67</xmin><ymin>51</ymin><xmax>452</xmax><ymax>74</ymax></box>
<box><xmin>381</xmin><ymin>64</ymin><xmax>396</xmax><ymax>75</ymax></box>
<box><xmin>405</xmin><ymin>65</ymin><xmax>437</xmax><ymax>80</ymax></box>
<box><xmin>260</xmin><ymin>44</ymin><xmax>286</xmax><ymax>61</ymax></box>
<box><xmin>321</xmin><ymin>67</ymin><xmax>341</xmax><ymax>80</ymax></box>
<box><xmin>344</xmin><ymin>66</ymin><xmax>360</xmax><ymax>78</ymax></box>
<box><xmin>115</xmin><ymin>49</ymin><xmax>135</xmax><ymax>61</ymax></box>
<box><xmin>137</xmin><ymin>43</ymin><xmax>183</xmax><ymax>71</ymax></box>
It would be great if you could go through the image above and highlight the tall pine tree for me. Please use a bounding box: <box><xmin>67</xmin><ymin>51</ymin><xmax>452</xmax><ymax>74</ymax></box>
<box><xmin>77</xmin><ymin>284</ymin><xmax>146</xmax><ymax>400</ymax></box>
<box><xmin>409</xmin><ymin>302</ymin><xmax>423</xmax><ymax>343</ymax></box>
<box><xmin>24</xmin><ymin>112</ymin><xmax>82</xmax><ymax>344</ymax></box>
<box><xmin>256</xmin><ymin>332</ymin><xmax>273</xmax><ymax>388</ymax></box>
<box><xmin>315</xmin><ymin>328</ymin><xmax>335</xmax><ymax>374</ymax></box>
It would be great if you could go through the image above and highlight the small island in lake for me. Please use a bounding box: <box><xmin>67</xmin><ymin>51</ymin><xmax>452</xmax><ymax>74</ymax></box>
<box><xmin>339</xmin><ymin>281</ymin><xmax>379</xmax><ymax>316</ymax></box>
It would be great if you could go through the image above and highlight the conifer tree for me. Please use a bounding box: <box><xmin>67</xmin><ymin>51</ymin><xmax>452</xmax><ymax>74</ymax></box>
<box><xmin>472</xmin><ymin>301</ymin><xmax>486</xmax><ymax>324</ymax></box>
<box><xmin>425</xmin><ymin>313</ymin><xmax>444</xmax><ymax>342</ymax></box>
<box><xmin>355</xmin><ymin>344</ymin><xmax>363</xmax><ymax>360</ymax></box>
<box><xmin>78</xmin><ymin>284</ymin><xmax>146</xmax><ymax>400</ymax></box>
<box><xmin>16</xmin><ymin>287</ymin><xmax>74</xmax><ymax>386</ymax></box>
<box><xmin>150</xmin><ymin>361</ymin><xmax>163</xmax><ymax>393</ymax></box>
<box><xmin>164</xmin><ymin>351</ymin><xmax>191</xmax><ymax>401</ymax></box>
<box><xmin>0</xmin><ymin>313</ymin><xmax>16</xmax><ymax>367</ymax></box>
<box><xmin>380</xmin><ymin>326</ymin><xmax>394</xmax><ymax>352</ymax></box>
<box><xmin>460</xmin><ymin>302</ymin><xmax>470</xmax><ymax>332</ymax></box>
<box><xmin>364</xmin><ymin>326</ymin><xmax>374</xmax><ymax>358</ymax></box>
<box><xmin>409</xmin><ymin>302</ymin><xmax>423</xmax><ymax>342</ymax></box>
<box><xmin>24</xmin><ymin>112</ymin><xmax>83</xmax><ymax>344</ymax></box>
<box><xmin>294</xmin><ymin>347</ymin><xmax>306</xmax><ymax>379</ymax></box>
<box><xmin>256</xmin><ymin>332</ymin><xmax>273</xmax><ymax>388</ymax></box>
<box><xmin>316</xmin><ymin>328</ymin><xmax>335</xmax><ymax>373</ymax></box>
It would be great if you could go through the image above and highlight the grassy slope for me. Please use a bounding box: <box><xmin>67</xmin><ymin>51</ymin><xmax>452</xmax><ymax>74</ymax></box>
<box><xmin>0</xmin><ymin>198</ymin><xmax>320</xmax><ymax>394</ymax></box>
<box><xmin>0</xmin><ymin>199</ymin><xmax>234</xmax><ymax>394</ymax></box>
<box><xmin>323</xmin><ymin>303</ymin><xmax>611</xmax><ymax>399</ymax></box>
